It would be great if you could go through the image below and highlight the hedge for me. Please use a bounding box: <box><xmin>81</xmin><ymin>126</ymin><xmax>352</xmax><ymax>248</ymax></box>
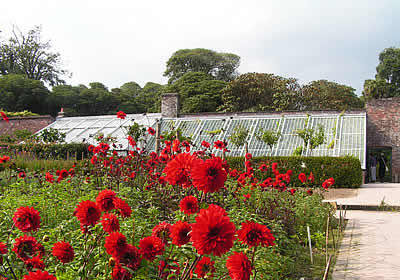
<box><xmin>226</xmin><ymin>155</ymin><xmax>362</xmax><ymax>188</ymax></box>
<box><xmin>2</xmin><ymin>143</ymin><xmax>91</xmax><ymax>160</ymax></box>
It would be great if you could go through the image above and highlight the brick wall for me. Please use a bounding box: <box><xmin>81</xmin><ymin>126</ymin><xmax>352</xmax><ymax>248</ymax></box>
<box><xmin>161</xmin><ymin>93</ymin><xmax>180</xmax><ymax>118</ymax></box>
<box><xmin>366</xmin><ymin>97</ymin><xmax>400</xmax><ymax>182</ymax></box>
<box><xmin>0</xmin><ymin>115</ymin><xmax>54</xmax><ymax>136</ymax></box>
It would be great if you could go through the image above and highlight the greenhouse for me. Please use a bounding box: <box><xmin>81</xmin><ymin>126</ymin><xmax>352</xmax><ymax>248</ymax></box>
<box><xmin>39</xmin><ymin>111</ymin><xmax>367</xmax><ymax>169</ymax></box>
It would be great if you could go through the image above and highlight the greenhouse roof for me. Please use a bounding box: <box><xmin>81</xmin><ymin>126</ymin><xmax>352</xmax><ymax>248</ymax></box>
<box><xmin>40</xmin><ymin>111</ymin><xmax>367</xmax><ymax>169</ymax></box>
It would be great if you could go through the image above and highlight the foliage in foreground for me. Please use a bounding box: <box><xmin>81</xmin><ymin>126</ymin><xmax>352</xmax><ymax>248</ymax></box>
<box><xmin>0</xmin><ymin>120</ymin><xmax>338</xmax><ymax>280</ymax></box>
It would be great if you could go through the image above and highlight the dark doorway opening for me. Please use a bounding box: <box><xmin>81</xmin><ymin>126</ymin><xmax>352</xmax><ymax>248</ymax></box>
<box><xmin>367</xmin><ymin>147</ymin><xmax>392</xmax><ymax>183</ymax></box>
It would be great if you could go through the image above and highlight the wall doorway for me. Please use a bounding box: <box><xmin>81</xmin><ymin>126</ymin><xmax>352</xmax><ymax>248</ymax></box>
<box><xmin>367</xmin><ymin>147</ymin><xmax>392</xmax><ymax>183</ymax></box>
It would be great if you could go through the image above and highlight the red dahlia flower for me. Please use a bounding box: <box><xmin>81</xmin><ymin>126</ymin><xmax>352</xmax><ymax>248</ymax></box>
<box><xmin>90</xmin><ymin>155</ymin><xmax>98</xmax><ymax>165</ymax></box>
<box><xmin>127</xmin><ymin>135</ymin><xmax>136</xmax><ymax>147</ymax></box>
<box><xmin>191</xmin><ymin>157</ymin><xmax>227</xmax><ymax>193</ymax></box>
<box><xmin>139</xmin><ymin>236</ymin><xmax>165</xmax><ymax>261</ymax></box>
<box><xmin>191</xmin><ymin>204</ymin><xmax>235</xmax><ymax>256</ymax></box>
<box><xmin>298</xmin><ymin>173</ymin><xmax>307</xmax><ymax>183</ymax></box>
<box><xmin>117</xmin><ymin>111</ymin><xmax>127</xmax><ymax>120</ymax></box>
<box><xmin>13</xmin><ymin>235</ymin><xmax>41</xmax><ymax>261</ymax></box>
<box><xmin>118</xmin><ymin>244</ymin><xmax>142</xmax><ymax>271</ymax></box>
<box><xmin>13</xmin><ymin>206</ymin><xmax>41</xmax><ymax>232</ymax></box>
<box><xmin>0</xmin><ymin>155</ymin><xmax>10</xmax><ymax>163</ymax></box>
<box><xmin>52</xmin><ymin>241</ymin><xmax>74</xmax><ymax>264</ymax></box>
<box><xmin>96</xmin><ymin>189</ymin><xmax>117</xmax><ymax>211</ymax></box>
<box><xmin>114</xmin><ymin>198</ymin><xmax>132</xmax><ymax>217</ymax></box>
<box><xmin>229</xmin><ymin>169</ymin><xmax>239</xmax><ymax>177</ymax></box>
<box><xmin>237</xmin><ymin>221</ymin><xmax>275</xmax><ymax>248</ymax></box>
<box><xmin>163</xmin><ymin>153</ymin><xmax>196</xmax><ymax>188</ymax></box>
<box><xmin>152</xmin><ymin>222</ymin><xmax>171</xmax><ymax>244</ymax></box>
<box><xmin>322</xmin><ymin>177</ymin><xmax>335</xmax><ymax>190</ymax></box>
<box><xmin>18</xmin><ymin>171</ymin><xmax>26</xmax><ymax>178</ymax></box>
<box><xmin>201</xmin><ymin>140</ymin><xmax>210</xmax><ymax>148</ymax></box>
<box><xmin>213</xmin><ymin>140</ymin><xmax>226</xmax><ymax>150</ymax></box>
<box><xmin>101</xmin><ymin>213</ymin><xmax>120</xmax><ymax>233</ymax></box>
<box><xmin>148</xmin><ymin>127</ymin><xmax>156</xmax><ymax>135</ymax></box>
<box><xmin>195</xmin><ymin>256</ymin><xmax>215</xmax><ymax>278</ymax></box>
<box><xmin>179</xmin><ymin>195</ymin><xmax>199</xmax><ymax>215</ymax></box>
<box><xmin>159</xmin><ymin>260</ymin><xmax>180</xmax><ymax>280</ymax></box>
<box><xmin>308</xmin><ymin>172</ymin><xmax>315</xmax><ymax>183</ymax></box>
<box><xmin>226</xmin><ymin>252</ymin><xmax>252</xmax><ymax>280</ymax></box>
<box><xmin>0</xmin><ymin>242</ymin><xmax>7</xmax><ymax>254</ymax></box>
<box><xmin>112</xmin><ymin>264</ymin><xmax>132</xmax><ymax>280</ymax></box>
<box><xmin>245</xmin><ymin>153</ymin><xmax>252</xmax><ymax>160</ymax></box>
<box><xmin>57</xmin><ymin>169</ymin><xmax>69</xmax><ymax>179</ymax></box>
<box><xmin>105</xmin><ymin>232</ymin><xmax>128</xmax><ymax>259</ymax></box>
<box><xmin>22</xmin><ymin>270</ymin><xmax>56</xmax><ymax>280</ymax></box>
<box><xmin>172</xmin><ymin>139</ymin><xmax>181</xmax><ymax>153</ymax></box>
<box><xmin>24</xmin><ymin>256</ymin><xmax>45</xmax><ymax>271</ymax></box>
<box><xmin>45</xmin><ymin>172</ymin><xmax>54</xmax><ymax>183</ymax></box>
<box><xmin>74</xmin><ymin>200</ymin><xmax>101</xmax><ymax>227</ymax></box>
<box><xmin>170</xmin><ymin>221</ymin><xmax>191</xmax><ymax>246</ymax></box>
<box><xmin>0</xmin><ymin>112</ymin><xmax>9</xmax><ymax>123</ymax></box>
<box><xmin>259</xmin><ymin>164</ymin><xmax>268</xmax><ymax>172</ymax></box>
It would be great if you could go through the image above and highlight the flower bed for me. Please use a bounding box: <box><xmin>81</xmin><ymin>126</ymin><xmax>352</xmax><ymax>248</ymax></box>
<box><xmin>0</xmin><ymin>115</ymin><xmax>340</xmax><ymax>280</ymax></box>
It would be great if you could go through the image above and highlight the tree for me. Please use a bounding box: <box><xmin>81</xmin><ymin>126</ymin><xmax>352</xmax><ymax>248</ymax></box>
<box><xmin>376</xmin><ymin>47</ymin><xmax>400</xmax><ymax>95</ymax></box>
<box><xmin>114</xmin><ymin>81</ymin><xmax>144</xmax><ymax>113</ymax></box>
<box><xmin>218</xmin><ymin>73</ymin><xmax>301</xmax><ymax>112</ymax></box>
<box><xmin>47</xmin><ymin>84</ymin><xmax>81</xmax><ymax>116</ymax></box>
<box><xmin>0</xmin><ymin>74</ymin><xmax>50</xmax><ymax>114</ymax></box>
<box><xmin>300</xmin><ymin>80</ymin><xmax>364</xmax><ymax>110</ymax></box>
<box><xmin>138</xmin><ymin>82</ymin><xmax>165</xmax><ymax>113</ymax></box>
<box><xmin>362</xmin><ymin>79</ymin><xmax>390</xmax><ymax>101</ymax></box>
<box><xmin>164</xmin><ymin>48</ymin><xmax>240</xmax><ymax>83</ymax></box>
<box><xmin>0</xmin><ymin>26</ymin><xmax>69</xmax><ymax>86</ymax></box>
<box><xmin>48</xmin><ymin>82</ymin><xmax>119</xmax><ymax>116</ymax></box>
<box><xmin>165</xmin><ymin>72</ymin><xmax>227</xmax><ymax>113</ymax></box>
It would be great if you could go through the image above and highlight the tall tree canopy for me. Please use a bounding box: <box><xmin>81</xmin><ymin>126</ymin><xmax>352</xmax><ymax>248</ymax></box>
<box><xmin>48</xmin><ymin>81</ymin><xmax>165</xmax><ymax>116</ymax></box>
<box><xmin>0</xmin><ymin>26</ymin><xmax>69</xmax><ymax>86</ymax></box>
<box><xmin>218</xmin><ymin>73</ymin><xmax>300</xmax><ymax>112</ymax></box>
<box><xmin>0</xmin><ymin>74</ymin><xmax>50</xmax><ymax>114</ymax></box>
<box><xmin>363</xmin><ymin>47</ymin><xmax>400</xmax><ymax>100</ymax></box>
<box><xmin>165</xmin><ymin>72</ymin><xmax>227</xmax><ymax>113</ymax></box>
<box><xmin>301</xmin><ymin>80</ymin><xmax>364</xmax><ymax>111</ymax></box>
<box><xmin>164</xmin><ymin>48</ymin><xmax>240</xmax><ymax>84</ymax></box>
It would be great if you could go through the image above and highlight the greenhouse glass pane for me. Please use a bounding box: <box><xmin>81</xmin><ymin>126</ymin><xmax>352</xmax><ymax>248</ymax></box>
<box><xmin>74</xmin><ymin>119</ymin><xmax>100</xmax><ymax>129</ymax></box>
<box><xmin>339</xmin><ymin>116</ymin><xmax>366</xmax><ymax>168</ymax></box>
<box><xmin>248</xmin><ymin>118</ymin><xmax>281</xmax><ymax>157</ymax></box>
<box><xmin>177</xmin><ymin>120</ymin><xmax>202</xmax><ymax>141</ymax></box>
<box><xmin>276</xmin><ymin>117</ymin><xmax>306</xmax><ymax>156</ymax></box>
<box><xmin>65</xmin><ymin>128</ymin><xmax>85</xmax><ymax>142</ymax></box>
<box><xmin>74</xmin><ymin>128</ymin><xmax>101</xmax><ymax>143</ymax></box>
<box><xmin>307</xmin><ymin>117</ymin><xmax>337</xmax><ymax>156</ymax></box>
<box><xmin>223</xmin><ymin>119</ymin><xmax>255</xmax><ymax>157</ymax></box>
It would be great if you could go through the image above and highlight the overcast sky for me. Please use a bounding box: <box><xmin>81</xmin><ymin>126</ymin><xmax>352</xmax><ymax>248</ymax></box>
<box><xmin>1</xmin><ymin>0</ymin><xmax>399</xmax><ymax>95</ymax></box>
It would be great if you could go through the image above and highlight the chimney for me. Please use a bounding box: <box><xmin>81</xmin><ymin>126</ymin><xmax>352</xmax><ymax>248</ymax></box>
<box><xmin>161</xmin><ymin>93</ymin><xmax>180</xmax><ymax>118</ymax></box>
<box><xmin>56</xmin><ymin>107</ymin><xmax>65</xmax><ymax>119</ymax></box>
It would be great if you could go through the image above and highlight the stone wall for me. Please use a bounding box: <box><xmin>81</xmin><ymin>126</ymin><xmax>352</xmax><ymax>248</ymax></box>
<box><xmin>366</xmin><ymin>97</ymin><xmax>400</xmax><ymax>182</ymax></box>
<box><xmin>0</xmin><ymin>115</ymin><xmax>54</xmax><ymax>136</ymax></box>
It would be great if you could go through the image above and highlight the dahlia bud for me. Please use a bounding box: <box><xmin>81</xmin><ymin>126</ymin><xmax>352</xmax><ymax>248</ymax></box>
<box><xmin>109</xmin><ymin>257</ymin><xmax>116</xmax><ymax>267</ymax></box>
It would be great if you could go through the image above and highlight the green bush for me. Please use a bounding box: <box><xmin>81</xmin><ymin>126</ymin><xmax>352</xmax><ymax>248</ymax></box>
<box><xmin>2</xmin><ymin>143</ymin><xmax>90</xmax><ymax>160</ymax></box>
<box><xmin>226</xmin><ymin>155</ymin><xmax>362</xmax><ymax>188</ymax></box>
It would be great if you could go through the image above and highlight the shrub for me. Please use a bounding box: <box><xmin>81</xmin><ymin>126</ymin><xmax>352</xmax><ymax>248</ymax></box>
<box><xmin>3</xmin><ymin>143</ymin><xmax>90</xmax><ymax>160</ymax></box>
<box><xmin>227</xmin><ymin>155</ymin><xmax>362</xmax><ymax>188</ymax></box>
